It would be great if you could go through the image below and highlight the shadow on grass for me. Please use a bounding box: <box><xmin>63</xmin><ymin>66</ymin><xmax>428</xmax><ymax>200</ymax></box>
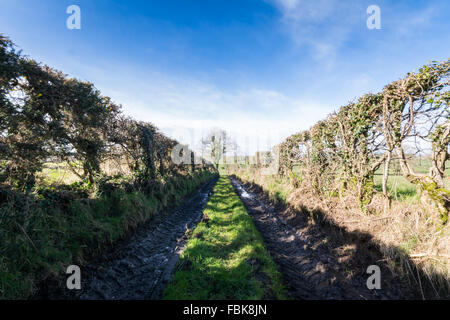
<box><xmin>0</xmin><ymin>171</ymin><xmax>217</xmax><ymax>299</ymax></box>
<box><xmin>230</xmin><ymin>175</ymin><xmax>450</xmax><ymax>300</ymax></box>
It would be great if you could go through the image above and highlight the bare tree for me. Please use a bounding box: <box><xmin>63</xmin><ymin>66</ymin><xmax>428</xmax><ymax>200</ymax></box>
<box><xmin>201</xmin><ymin>128</ymin><xmax>236</xmax><ymax>169</ymax></box>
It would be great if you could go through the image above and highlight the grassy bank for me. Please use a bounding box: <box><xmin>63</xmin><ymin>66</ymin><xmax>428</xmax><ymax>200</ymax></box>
<box><xmin>163</xmin><ymin>176</ymin><xmax>286</xmax><ymax>300</ymax></box>
<box><xmin>0</xmin><ymin>170</ymin><xmax>217</xmax><ymax>300</ymax></box>
<box><xmin>229</xmin><ymin>168</ymin><xmax>450</xmax><ymax>298</ymax></box>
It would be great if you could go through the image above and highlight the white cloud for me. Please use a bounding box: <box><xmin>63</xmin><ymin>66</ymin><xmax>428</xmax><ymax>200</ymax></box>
<box><xmin>267</xmin><ymin>0</ymin><xmax>358</xmax><ymax>67</ymax></box>
<box><xmin>43</xmin><ymin>18</ymin><xmax>339</xmax><ymax>156</ymax></box>
<box><xmin>78</xmin><ymin>62</ymin><xmax>330</xmax><ymax>155</ymax></box>
<box><xmin>391</xmin><ymin>6</ymin><xmax>436</xmax><ymax>36</ymax></box>
<box><xmin>112</xmin><ymin>78</ymin><xmax>329</xmax><ymax>154</ymax></box>
<box><xmin>270</xmin><ymin>0</ymin><xmax>335</xmax><ymax>22</ymax></box>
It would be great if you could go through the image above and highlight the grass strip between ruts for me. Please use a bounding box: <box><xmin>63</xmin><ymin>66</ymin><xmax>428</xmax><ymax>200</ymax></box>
<box><xmin>163</xmin><ymin>175</ymin><xmax>286</xmax><ymax>300</ymax></box>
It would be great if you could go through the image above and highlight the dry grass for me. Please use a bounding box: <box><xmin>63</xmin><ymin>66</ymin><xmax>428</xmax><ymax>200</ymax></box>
<box><xmin>229</xmin><ymin>167</ymin><xmax>450</xmax><ymax>297</ymax></box>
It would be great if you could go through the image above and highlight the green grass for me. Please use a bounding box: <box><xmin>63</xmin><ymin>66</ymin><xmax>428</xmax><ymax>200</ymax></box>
<box><xmin>0</xmin><ymin>170</ymin><xmax>217</xmax><ymax>299</ymax></box>
<box><xmin>286</xmin><ymin>158</ymin><xmax>450</xmax><ymax>203</ymax></box>
<box><xmin>163</xmin><ymin>176</ymin><xmax>286</xmax><ymax>300</ymax></box>
<box><xmin>371</xmin><ymin>158</ymin><xmax>450</xmax><ymax>202</ymax></box>
<box><xmin>373</xmin><ymin>175</ymin><xmax>449</xmax><ymax>203</ymax></box>
<box><xmin>373</xmin><ymin>174</ymin><xmax>419</xmax><ymax>202</ymax></box>
<box><xmin>37</xmin><ymin>162</ymin><xmax>81</xmax><ymax>185</ymax></box>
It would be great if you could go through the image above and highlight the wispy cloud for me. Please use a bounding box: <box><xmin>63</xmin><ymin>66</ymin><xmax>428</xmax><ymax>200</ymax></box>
<box><xmin>266</xmin><ymin>0</ymin><xmax>357</xmax><ymax>67</ymax></box>
<box><xmin>270</xmin><ymin>0</ymin><xmax>336</xmax><ymax>22</ymax></box>
<box><xmin>388</xmin><ymin>5</ymin><xmax>436</xmax><ymax>37</ymax></box>
<box><xmin>5</xmin><ymin>0</ymin><xmax>447</xmax><ymax>154</ymax></box>
<box><xmin>70</xmin><ymin>59</ymin><xmax>329</xmax><ymax>153</ymax></box>
<box><xmin>106</xmin><ymin>70</ymin><xmax>330</xmax><ymax>153</ymax></box>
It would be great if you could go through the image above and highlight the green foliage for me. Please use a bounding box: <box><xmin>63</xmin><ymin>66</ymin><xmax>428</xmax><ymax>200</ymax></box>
<box><xmin>0</xmin><ymin>34</ymin><xmax>220</xmax><ymax>299</ymax></box>
<box><xmin>0</xmin><ymin>34</ymin><xmax>214</xmax><ymax>189</ymax></box>
<box><xmin>275</xmin><ymin>59</ymin><xmax>450</xmax><ymax>218</ymax></box>
<box><xmin>0</xmin><ymin>171</ymin><xmax>217</xmax><ymax>299</ymax></box>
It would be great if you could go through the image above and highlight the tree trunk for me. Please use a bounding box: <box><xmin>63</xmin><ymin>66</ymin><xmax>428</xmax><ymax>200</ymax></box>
<box><xmin>396</xmin><ymin>146</ymin><xmax>449</xmax><ymax>222</ymax></box>
<box><xmin>382</xmin><ymin>151</ymin><xmax>392</xmax><ymax>209</ymax></box>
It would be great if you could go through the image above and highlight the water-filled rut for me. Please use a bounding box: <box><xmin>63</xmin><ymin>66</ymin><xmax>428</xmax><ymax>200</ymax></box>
<box><xmin>42</xmin><ymin>177</ymin><xmax>217</xmax><ymax>300</ymax></box>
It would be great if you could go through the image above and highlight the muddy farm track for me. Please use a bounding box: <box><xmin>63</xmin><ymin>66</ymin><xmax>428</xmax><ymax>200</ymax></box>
<box><xmin>229</xmin><ymin>177</ymin><xmax>419</xmax><ymax>300</ymax></box>
<box><xmin>39</xmin><ymin>175</ymin><xmax>419</xmax><ymax>300</ymax></box>
<box><xmin>39</xmin><ymin>178</ymin><xmax>218</xmax><ymax>300</ymax></box>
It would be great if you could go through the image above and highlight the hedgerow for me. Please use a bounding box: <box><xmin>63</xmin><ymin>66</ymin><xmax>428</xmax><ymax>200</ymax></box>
<box><xmin>0</xmin><ymin>34</ymin><xmax>218</xmax><ymax>299</ymax></box>
<box><xmin>276</xmin><ymin>60</ymin><xmax>449</xmax><ymax>222</ymax></box>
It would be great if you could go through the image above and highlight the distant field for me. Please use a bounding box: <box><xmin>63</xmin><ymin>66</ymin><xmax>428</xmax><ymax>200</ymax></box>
<box><xmin>39</xmin><ymin>158</ymin><xmax>450</xmax><ymax>203</ymax></box>
<box><xmin>373</xmin><ymin>158</ymin><xmax>450</xmax><ymax>201</ymax></box>
<box><xmin>224</xmin><ymin>157</ymin><xmax>449</xmax><ymax>203</ymax></box>
<box><xmin>37</xmin><ymin>163</ymin><xmax>81</xmax><ymax>185</ymax></box>
<box><xmin>37</xmin><ymin>160</ymin><xmax>131</xmax><ymax>185</ymax></box>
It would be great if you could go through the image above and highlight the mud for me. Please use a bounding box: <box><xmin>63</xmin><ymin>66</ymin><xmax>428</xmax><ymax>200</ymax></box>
<box><xmin>229</xmin><ymin>176</ymin><xmax>419</xmax><ymax>300</ymax></box>
<box><xmin>40</xmin><ymin>177</ymin><xmax>217</xmax><ymax>300</ymax></box>
<box><xmin>38</xmin><ymin>174</ymin><xmax>420</xmax><ymax>300</ymax></box>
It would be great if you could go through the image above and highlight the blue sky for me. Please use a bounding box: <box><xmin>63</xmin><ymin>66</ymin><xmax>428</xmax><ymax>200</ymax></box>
<box><xmin>1</xmin><ymin>0</ymin><xmax>449</xmax><ymax>153</ymax></box>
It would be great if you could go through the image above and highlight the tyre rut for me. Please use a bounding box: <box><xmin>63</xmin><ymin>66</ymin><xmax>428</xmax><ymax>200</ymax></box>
<box><xmin>44</xmin><ymin>177</ymin><xmax>217</xmax><ymax>300</ymax></box>
<box><xmin>229</xmin><ymin>176</ymin><xmax>418</xmax><ymax>300</ymax></box>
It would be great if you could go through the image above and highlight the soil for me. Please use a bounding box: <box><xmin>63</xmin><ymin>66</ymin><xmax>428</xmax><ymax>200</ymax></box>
<box><xmin>38</xmin><ymin>177</ymin><xmax>218</xmax><ymax>300</ymax></box>
<box><xmin>229</xmin><ymin>176</ymin><xmax>420</xmax><ymax>300</ymax></box>
<box><xmin>36</xmin><ymin>174</ymin><xmax>421</xmax><ymax>300</ymax></box>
